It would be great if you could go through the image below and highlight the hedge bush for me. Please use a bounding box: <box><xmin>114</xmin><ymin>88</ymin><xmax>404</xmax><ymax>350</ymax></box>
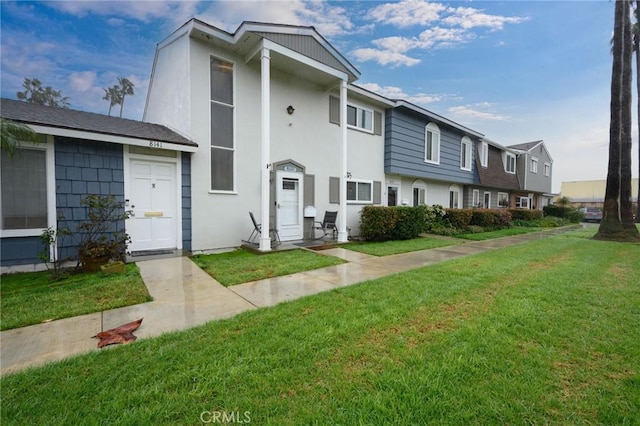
<box><xmin>445</xmin><ymin>209</ymin><xmax>473</xmax><ymax>229</ymax></box>
<box><xmin>543</xmin><ymin>205</ymin><xmax>583</xmax><ymax>223</ymax></box>
<box><xmin>470</xmin><ymin>209</ymin><xmax>512</xmax><ymax>229</ymax></box>
<box><xmin>509</xmin><ymin>209</ymin><xmax>543</xmax><ymax>221</ymax></box>
<box><xmin>359</xmin><ymin>206</ymin><xmax>425</xmax><ymax>241</ymax></box>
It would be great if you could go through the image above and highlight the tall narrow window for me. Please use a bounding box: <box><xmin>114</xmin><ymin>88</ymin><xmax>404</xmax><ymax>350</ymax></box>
<box><xmin>544</xmin><ymin>162</ymin><xmax>551</xmax><ymax>177</ymax></box>
<box><xmin>449</xmin><ymin>190</ymin><xmax>459</xmax><ymax>208</ymax></box>
<box><xmin>505</xmin><ymin>152</ymin><xmax>516</xmax><ymax>174</ymax></box>
<box><xmin>1</xmin><ymin>148</ymin><xmax>48</xmax><ymax>230</ymax></box>
<box><xmin>425</xmin><ymin>123</ymin><xmax>440</xmax><ymax>164</ymax></box>
<box><xmin>530</xmin><ymin>157</ymin><xmax>538</xmax><ymax>173</ymax></box>
<box><xmin>472</xmin><ymin>189</ymin><xmax>480</xmax><ymax>207</ymax></box>
<box><xmin>460</xmin><ymin>136</ymin><xmax>472</xmax><ymax>171</ymax></box>
<box><xmin>480</xmin><ymin>141</ymin><xmax>488</xmax><ymax>167</ymax></box>
<box><xmin>413</xmin><ymin>187</ymin><xmax>426</xmax><ymax>206</ymax></box>
<box><xmin>210</xmin><ymin>56</ymin><xmax>234</xmax><ymax>191</ymax></box>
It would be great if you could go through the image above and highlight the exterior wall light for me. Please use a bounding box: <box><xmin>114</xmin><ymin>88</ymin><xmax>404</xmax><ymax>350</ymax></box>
<box><xmin>287</xmin><ymin>105</ymin><xmax>295</xmax><ymax>115</ymax></box>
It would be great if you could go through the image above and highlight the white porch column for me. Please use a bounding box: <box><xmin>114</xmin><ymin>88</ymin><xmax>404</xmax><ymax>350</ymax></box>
<box><xmin>259</xmin><ymin>47</ymin><xmax>272</xmax><ymax>251</ymax></box>
<box><xmin>337</xmin><ymin>79</ymin><xmax>349</xmax><ymax>242</ymax></box>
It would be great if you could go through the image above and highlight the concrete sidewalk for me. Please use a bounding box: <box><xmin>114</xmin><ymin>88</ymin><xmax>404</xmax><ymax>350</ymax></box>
<box><xmin>0</xmin><ymin>227</ymin><xmax>575</xmax><ymax>376</ymax></box>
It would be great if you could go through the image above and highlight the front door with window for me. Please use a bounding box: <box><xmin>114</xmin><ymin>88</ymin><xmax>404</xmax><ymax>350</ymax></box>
<box><xmin>128</xmin><ymin>159</ymin><xmax>177</xmax><ymax>252</ymax></box>
<box><xmin>276</xmin><ymin>171</ymin><xmax>303</xmax><ymax>241</ymax></box>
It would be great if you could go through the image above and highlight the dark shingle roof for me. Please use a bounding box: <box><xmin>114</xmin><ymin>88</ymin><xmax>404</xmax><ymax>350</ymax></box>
<box><xmin>476</xmin><ymin>145</ymin><xmax>520</xmax><ymax>190</ymax></box>
<box><xmin>507</xmin><ymin>140</ymin><xmax>542</xmax><ymax>152</ymax></box>
<box><xmin>0</xmin><ymin>98</ymin><xmax>196</xmax><ymax>148</ymax></box>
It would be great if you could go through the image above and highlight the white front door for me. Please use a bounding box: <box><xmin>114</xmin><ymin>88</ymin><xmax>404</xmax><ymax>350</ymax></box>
<box><xmin>128</xmin><ymin>159</ymin><xmax>177</xmax><ymax>251</ymax></box>
<box><xmin>276</xmin><ymin>171</ymin><xmax>303</xmax><ymax>241</ymax></box>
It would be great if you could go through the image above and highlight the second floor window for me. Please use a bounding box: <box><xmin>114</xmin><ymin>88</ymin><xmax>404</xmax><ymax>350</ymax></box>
<box><xmin>480</xmin><ymin>142</ymin><xmax>488</xmax><ymax>167</ymax></box>
<box><xmin>425</xmin><ymin>122</ymin><xmax>440</xmax><ymax>164</ymax></box>
<box><xmin>347</xmin><ymin>105</ymin><xmax>373</xmax><ymax>132</ymax></box>
<box><xmin>530</xmin><ymin>157</ymin><xmax>538</xmax><ymax>173</ymax></box>
<box><xmin>460</xmin><ymin>137</ymin><xmax>472</xmax><ymax>171</ymax></box>
<box><xmin>505</xmin><ymin>153</ymin><xmax>516</xmax><ymax>174</ymax></box>
<box><xmin>544</xmin><ymin>162</ymin><xmax>551</xmax><ymax>177</ymax></box>
<box><xmin>210</xmin><ymin>56</ymin><xmax>234</xmax><ymax>192</ymax></box>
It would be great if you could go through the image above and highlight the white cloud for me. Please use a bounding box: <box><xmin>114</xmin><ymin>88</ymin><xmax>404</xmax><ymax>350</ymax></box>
<box><xmin>417</xmin><ymin>27</ymin><xmax>472</xmax><ymax>48</ymax></box>
<box><xmin>359</xmin><ymin>82</ymin><xmax>456</xmax><ymax>105</ymax></box>
<box><xmin>448</xmin><ymin>105</ymin><xmax>510</xmax><ymax>122</ymax></box>
<box><xmin>367</xmin><ymin>0</ymin><xmax>447</xmax><ymax>28</ymax></box>
<box><xmin>350</xmin><ymin>48</ymin><xmax>421</xmax><ymax>67</ymax></box>
<box><xmin>70</xmin><ymin>71</ymin><xmax>97</xmax><ymax>92</ymax></box>
<box><xmin>443</xmin><ymin>6</ymin><xmax>529</xmax><ymax>31</ymax></box>
<box><xmin>48</xmin><ymin>1</ymin><xmax>198</xmax><ymax>25</ymax></box>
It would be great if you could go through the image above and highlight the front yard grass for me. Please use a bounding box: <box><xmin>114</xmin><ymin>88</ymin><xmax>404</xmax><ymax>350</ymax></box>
<box><xmin>344</xmin><ymin>235</ymin><xmax>458</xmax><ymax>256</ymax></box>
<box><xmin>2</xmin><ymin>230</ymin><xmax>639</xmax><ymax>424</ymax></box>
<box><xmin>455</xmin><ymin>226</ymin><xmax>545</xmax><ymax>240</ymax></box>
<box><xmin>191</xmin><ymin>248</ymin><xmax>345</xmax><ymax>286</ymax></box>
<box><xmin>0</xmin><ymin>263</ymin><xmax>151</xmax><ymax>331</ymax></box>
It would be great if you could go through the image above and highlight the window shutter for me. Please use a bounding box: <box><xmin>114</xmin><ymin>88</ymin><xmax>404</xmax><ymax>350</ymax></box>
<box><xmin>373</xmin><ymin>181</ymin><xmax>381</xmax><ymax>204</ymax></box>
<box><xmin>329</xmin><ymin>96</ymin><xmax>340</xmax><ymax>125</ymax></box>
<box><xmin>374</xmin><ymin>111</ymin><xmax>382</xmax><ymax>135</ymax></box>
<box><xmin>329</xmin><ymin>176</ymin><xmax>340</xmax><ymax>203</ymax></box>
<box><xmin>304</xmin><ymin>174</ymin><xmax>315</xmax><ymax>206</ymax></box>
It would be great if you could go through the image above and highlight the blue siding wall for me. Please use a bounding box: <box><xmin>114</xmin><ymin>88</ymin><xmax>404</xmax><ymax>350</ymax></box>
<box><xmin>55</xmin><ymin>137</ymin><xmax>125</xmax><ymax>261</ymax></box>
<box><xmin>0</xmin><ymin>236</ymin><xmax>43</xmax><ymax>265</ymax></box>
<box><xmin>385</xmin><ymin>108</ymin><xmax>476</xmax><ymax>185</ymax></box>
<box><xmin>181</xmin><ymin>153</ymin><xmax>192</xmax><ymax>252</ymax></box>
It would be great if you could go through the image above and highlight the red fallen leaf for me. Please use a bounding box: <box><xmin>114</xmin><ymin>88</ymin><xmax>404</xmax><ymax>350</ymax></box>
<box><xmin>93</xmin><ymin>318</ymin><xmax>143</xmax><ymax>348</ymax></box>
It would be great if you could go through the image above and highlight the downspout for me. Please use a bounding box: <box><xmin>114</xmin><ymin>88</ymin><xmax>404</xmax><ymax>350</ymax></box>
<box><xmin>259</xmin><ymin>47</ymin><xmax>272</xmax><ymax>251</ymax></box>
<box><xmin>337</xmin><ymin>80</ymin><xmax>349</xmax><ymax>242</ymax></box>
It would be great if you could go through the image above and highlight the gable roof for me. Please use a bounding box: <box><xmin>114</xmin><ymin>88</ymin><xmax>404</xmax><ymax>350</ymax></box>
<box><xmin>1</xmin><ymin>98</ymin><xmax>197</xmax><ymax>151</ymax></box>
<box><xmin>393</xmin><ymin>100</ymin><xmax>484</xmax><ymax>138</ymax></box>
<box><xmin>508</xmin><ymin>140</ymin><xmax>543</xmax><ymax>152</ymax></box>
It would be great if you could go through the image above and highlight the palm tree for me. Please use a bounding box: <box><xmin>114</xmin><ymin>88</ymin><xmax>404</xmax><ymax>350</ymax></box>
<box><xmin>636</xmin><ymin>1</ymin><xmax>640</xmax><ymax>222</ymax></box>
<box><xmin>102</xmin><ymin>85</ymin><xmax>122</xmax><ymax>116</ymax></box>
<box><xmin>117</xmin><ymin>77</ymin><xmax>134</xmax><ymax>118</ymax></box>
<box><xmin>0</xmin><ymin>119</ymin><xmax>40</xmax><ymax>158</ymax></box>
<box><xmin>595</xmin><ymin>0</ymin><xmax>640</xmax><ymax>241</ymax></box>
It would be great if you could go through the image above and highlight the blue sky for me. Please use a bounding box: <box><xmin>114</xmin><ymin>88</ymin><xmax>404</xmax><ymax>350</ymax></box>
<box><xmin>0</xmin><ymin>0</ymin><xmax>635</xmax><ymax>192</ymax></box>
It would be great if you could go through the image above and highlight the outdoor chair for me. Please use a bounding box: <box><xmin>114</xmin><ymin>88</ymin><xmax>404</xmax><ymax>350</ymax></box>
<box><xmin>309</xmin><ymin>211</ymin><xmax>338</xmax><ymax>240</ymax></box>
<box><xmin>243</xmin><ymin>212</ymin><xmax>281</xmax><ymax>246</ymax></box>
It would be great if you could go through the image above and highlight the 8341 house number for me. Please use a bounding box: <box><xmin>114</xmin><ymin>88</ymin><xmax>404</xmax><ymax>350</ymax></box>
<box><xmin>149</xmin><ymin>141</ymin><xmax>163</xmax><ymax>148</ymax></box>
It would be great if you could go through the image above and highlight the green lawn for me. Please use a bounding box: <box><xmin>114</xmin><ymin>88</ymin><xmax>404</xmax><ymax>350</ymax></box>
<box><xmin>0</xmin><ymin>264</ymin><xmax>151</xmax><ymax>330</ymax></box>
<box><xmin>2</xmin><ymin>230</ymin><xmax>639</xmax><ymax>424</ymax></box>
<box><xmin>191</xmin><ymin>248</ymin><xmax>345</xmax><ymax>286</ymax></box>
<box><xmin>344</xmin><ymin>235</ymin><xmax>458</xmax><ymax>256</ymax></box>
<box><xmin>455</xmin><ymin>226</ymin><xmax>545</xmax><ymax>240</ymax></box>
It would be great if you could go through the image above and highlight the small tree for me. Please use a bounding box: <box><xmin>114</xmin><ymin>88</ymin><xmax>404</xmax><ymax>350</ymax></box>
<box><xmin>102</xmin><ymin>85</ymin><xmax>122</xmax><ymax>116</ymax></box>
<box><xmin>117</xmin><ymin>77</ymin><xmax>134</xmax><ymax>117</ymax></box>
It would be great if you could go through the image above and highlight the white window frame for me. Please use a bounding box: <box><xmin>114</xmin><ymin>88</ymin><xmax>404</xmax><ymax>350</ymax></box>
<box><xmin>424</xmin><ymin>122</ymin><xmax>440</xmax><ymax>165</ymax></box>
<box><xmin>347</xmin><ymin>103</ymin><xmax>374</xmax><ymax>133</ymax></box>
<box><xmin>0</xmin><ymin>138</ymin><xmax>56</xmax><ymax>238</ymax></box>
<box><xmin>544</xmin><ymin>162</ymin><xmax>551</xmax><ymax>177</ymax></box>
<box><xmin>346</xmin><ymin>179</ymin><xmax>373</xmax><ymax>204</ymax></box>
<box><xmin>472</xmin><ymin>189</ymin><xmax>480</xmax><ymax>208</ymax></box>
<box><xmin>497</xmin><ymin>192</ymin><xmax>509</xmax><ymax>208</ymax></box>
<box><xmin>516</xmin><ymin>196</ymin><xmax>531</xmax><ymax>209</ymax></box>
<box><xmin>505</xmin><ymin>152</ymin><xmax>516</xmax><ymax>174</ymax></box>
<box><xmin>460</xmin><ymin>136</ymin><xmax>472</xmax><ymax>171</ymax></box>
<box><xmin>412</xmin><ymin>181</ymin><xmax>427</xmax><ymax>206</ymax></box>
<box><xmin>209</xmin><ymin>54</ymin><xmax>236</xmax><ymax>193</ymax></box>
<box><xmin>530</xmin><ymin>157</ymin><xmax>538</xmax><ymax>173</ymax></box>
<box><xmin>480</xmin><ymin>141</ymin><xmax>488</xmax><ymax>168</ymax></box>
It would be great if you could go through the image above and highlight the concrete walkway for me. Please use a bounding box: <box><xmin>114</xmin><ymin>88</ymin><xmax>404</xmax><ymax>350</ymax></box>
<box><xmin>0</xmin><ymin>227</ymin><xmax>575</xmax><ymax>376</ymax></box>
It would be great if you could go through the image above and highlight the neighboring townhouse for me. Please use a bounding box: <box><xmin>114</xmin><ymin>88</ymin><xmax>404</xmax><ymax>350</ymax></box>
<box><xmin>468</xmin><ymin>138</ymin><xmax>521</xmax><ymax>209</ymax></box>
<box><xmin>144</xmin><ymin>19</ymin><xmax>390</xmax><ymax>252</ymax></box>
<box><xmin>384</xmin><ymin>101</ymin><xmax>483</xmax><ymax>209</ymax></box>
<box><xmin>508</xmin><ymin>140</ymin><xmax>554</xmax><ymax>209</ymax></box>
<box><xmin>0</xmin><ymin>98</ymin><xmax>197</xmax><ymax>268</ymax></box>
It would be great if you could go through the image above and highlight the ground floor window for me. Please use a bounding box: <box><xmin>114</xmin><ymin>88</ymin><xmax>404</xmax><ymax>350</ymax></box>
<box><xmin>1</xmin><ymin>148</ymin><xmax>48</xmax><ymax>230</ymax></box>
<box><xmin>497</xmin><ymin>192</ymin><xmax>509</xmax><ymax>208</ymax></box>
<box><xmin>387</xmin><ymin>185</ymin><xmax>398</xmax><ymax>206</ymax></box>
<box><xmin>413</xmin><ymin>187</ymin><xmax>426</xmax><ymax>206</ymax></box>
<box><xmin>472</xmin><ymin>189</ymin><xmax>480</xmax><ymax>208</ymax></box>
<box><xmin>347</xmin><ymin>180</ymin><xmax>372</xmax><ymax>203</ymax></box>
<box><xmin>484</xmin><ymin>192</ymin><xmax>491</xmax><ymax>209</ymax></box>
<box><xmin>516</xmin><ymin>196</ymin><xmax>531</xmax><ymax>209</ymax></box>
<box><xmin>449</xmin><ymin>190</ymin><xmax>459</xmax><ymax>208</ymax></box>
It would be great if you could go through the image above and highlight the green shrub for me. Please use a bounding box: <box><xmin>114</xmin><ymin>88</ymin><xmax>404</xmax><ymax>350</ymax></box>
<box><xmin>470</xmin><ymin>209</ymin><xmax>512</xmax><ymax>229</ymax></box>
<box><xmin>420</xmin><ymin>204</ymin><xmax>450</xmax><ymax>232</ymax></box>
<box><xmin>465</xmin><ymin>225</ymin><xmax>484</xmax><ymax>233</ymax></box>
<box><xmin>392</xmin><ymin>206</ymin><xmax>425</xmax><ymax>240</ymax></box>
<box><xmin>543</xmin><ymin>205</ymin><xmax>583</xmax><ymax>223</ymax></box>
<box><xmin>359</xmin><ymin>206</ymin><xmax>398</xmax><ymax>241</ymax></box>
<box><xmin>509</xmin><ymin>209</ymin><xmax>543</xmax><ymax>221</ymax></box>
<box><xmin>445</xmin><ymin>209</ymin><xmax>473</xmax><ymax>229</ymax></box>
<box><xmin>430</xmin><ymin>226</ymin><xmax>460</xmax><ymax>236</ymax></box>
<box><xmin>359</xmin><ymin>206</ymin><xmax>425</xmax><ymax>241</ymax></box>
